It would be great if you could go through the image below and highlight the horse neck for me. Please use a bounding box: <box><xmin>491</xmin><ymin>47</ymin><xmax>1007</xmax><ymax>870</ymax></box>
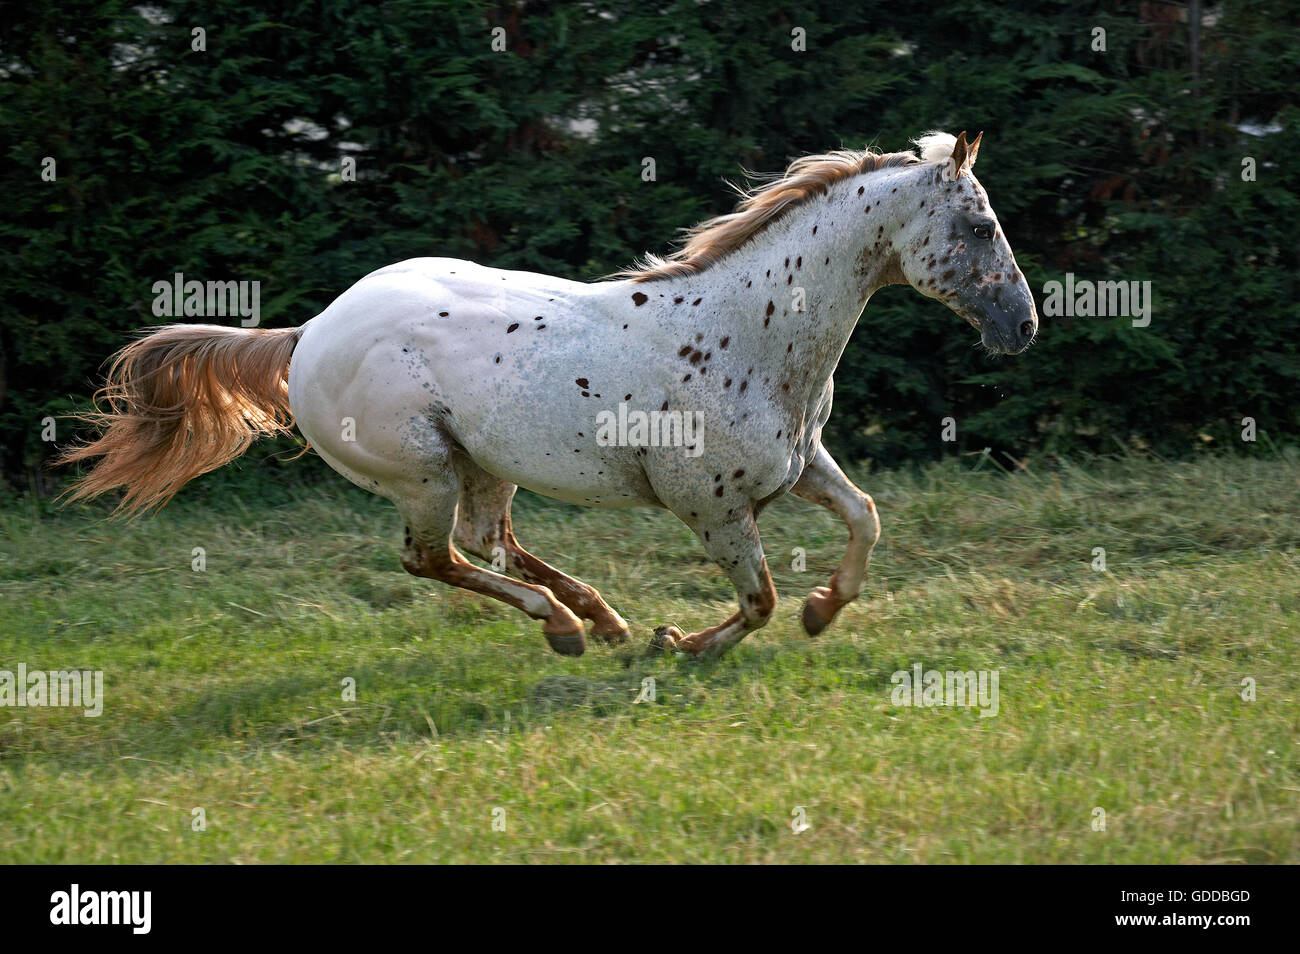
<box><xmin>650</xmin><ymin>165</ymin><xmax>919</xmax><ymax>385</ymax></box>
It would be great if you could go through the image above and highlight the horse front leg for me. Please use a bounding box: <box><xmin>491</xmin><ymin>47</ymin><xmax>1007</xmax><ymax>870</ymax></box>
<box><xmin>790</xmin><ymin>444</ymin><xmax>881</xmax><ymax>635</ymax></box>
<box><xmin>652</xmin><ymin>508</ymin><xmax>776</xmax><ymax>658</ymax></box>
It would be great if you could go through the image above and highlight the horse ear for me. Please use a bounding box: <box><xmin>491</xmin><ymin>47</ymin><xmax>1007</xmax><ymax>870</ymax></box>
<box><xmin>943</xmin><ymin>130</ymin><xmax>969</xmax><ymax>181</ymax></box>
<box><xmin>967</xmin><ymin>131</ymin><xmax>983</xmax><ymax>169</ymax></box>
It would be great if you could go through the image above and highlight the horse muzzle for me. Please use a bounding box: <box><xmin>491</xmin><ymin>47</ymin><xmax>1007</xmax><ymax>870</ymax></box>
<box><xmin>971</xmin><ymin>289</ymin><xmax>1037</xmax><ymax>355</ymax></box>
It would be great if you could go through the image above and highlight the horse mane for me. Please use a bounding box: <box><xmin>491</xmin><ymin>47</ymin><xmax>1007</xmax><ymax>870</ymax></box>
<box><xmin>613</xmin><ymin>133</ymin><xmax>960</xmax><ymax>283</ymax></box>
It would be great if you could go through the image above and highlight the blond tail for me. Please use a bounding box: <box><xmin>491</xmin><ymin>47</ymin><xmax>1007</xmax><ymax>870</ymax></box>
<box><xmin>58</xmin><ymin>324</ymin><xmax>303</xmax><ymax>516</ymax></box>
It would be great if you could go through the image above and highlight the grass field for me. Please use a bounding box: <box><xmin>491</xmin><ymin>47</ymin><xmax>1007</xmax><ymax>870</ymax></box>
<box><xmin>1</xmin><ymin>451</ymin><xmax>1297</xmax><ymax>863</ymax></box>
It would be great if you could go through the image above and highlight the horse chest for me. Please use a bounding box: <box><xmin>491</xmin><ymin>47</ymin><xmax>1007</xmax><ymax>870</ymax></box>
<box><xmin>698</xmin><ymin>375</ymin><xmax>830</xmax><ymax>508</ymax></box>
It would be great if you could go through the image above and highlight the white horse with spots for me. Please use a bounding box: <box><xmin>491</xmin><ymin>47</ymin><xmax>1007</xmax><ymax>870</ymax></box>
<box><xmin>63</xmin><ymin>131</ymin><xmax>1036</xmax><ymax>658</ymax></box>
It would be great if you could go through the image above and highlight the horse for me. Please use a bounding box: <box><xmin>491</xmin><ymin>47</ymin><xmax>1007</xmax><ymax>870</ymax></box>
<box><xmin>60</xmin><ymin>130</ymin><xmax>1037</xmax><ymax>658</ymax></box>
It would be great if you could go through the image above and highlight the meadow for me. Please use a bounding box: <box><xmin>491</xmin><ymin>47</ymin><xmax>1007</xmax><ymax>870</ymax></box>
<box><xmin>1</xmin><ymin>451</ymin><xmax>1296</xmax><ymax>863</ymax></box>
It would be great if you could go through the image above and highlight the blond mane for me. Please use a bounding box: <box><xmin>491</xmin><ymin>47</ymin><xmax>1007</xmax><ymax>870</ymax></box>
<box><xmin>614</xmin><ymin>134</ymin><xmax>962</xmax><ymax>283</ymax></box>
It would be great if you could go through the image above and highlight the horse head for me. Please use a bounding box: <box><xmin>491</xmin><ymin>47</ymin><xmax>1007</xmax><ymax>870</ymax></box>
<box><xmin>897</xmin><ymin>131</ymin><xmax>1038</xmax><ymax>354</ymax></box>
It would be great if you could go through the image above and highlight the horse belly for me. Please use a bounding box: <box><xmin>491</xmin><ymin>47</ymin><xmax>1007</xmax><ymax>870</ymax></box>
<box><xmin>447</xmin><ymin>393</ymin><xmax>666</xmax><ymax>509</ymax></box>
<box><xmin>290</xmin><ymin>268</ymin><xmax>662</xmax><ymax>508</ymax></box>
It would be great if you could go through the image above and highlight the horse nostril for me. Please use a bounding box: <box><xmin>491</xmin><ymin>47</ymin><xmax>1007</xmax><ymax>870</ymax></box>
<box><xmin>1019</xmin><ymin>320</ymin><xmax>1035</xmax><ymax>340</ymax></box>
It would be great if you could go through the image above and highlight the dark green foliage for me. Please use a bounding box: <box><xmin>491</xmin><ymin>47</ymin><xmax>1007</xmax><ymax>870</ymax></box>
<box><xmin>1</xmin><ymin>0</ymin><xmax>1296</xmax><ymax>487</ymax></box>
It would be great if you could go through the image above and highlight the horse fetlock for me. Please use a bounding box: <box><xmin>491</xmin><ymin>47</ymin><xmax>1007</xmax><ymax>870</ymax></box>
<box><xmin>542</xmin><ymin>604</ymin><xmax>586</xmax><ymax>656</ymax></box>
<box><xmin>538</xmin><ymin>588</ymin><xmax>580</xmax><ymax>625</ymax></box>
<box><xmin>590</xmin><ymin>621</ymin><xmax>631</xmax><ymax>645</ymax></box>
<box><xmin>689</xmin><ymin>629</ymin><xmax>741</xmax><ymax>659</ymax></box>
<box><xmin>802</xmin><ymin>585</ymin><xmax>852</xmax><ymax>637</ymax></box>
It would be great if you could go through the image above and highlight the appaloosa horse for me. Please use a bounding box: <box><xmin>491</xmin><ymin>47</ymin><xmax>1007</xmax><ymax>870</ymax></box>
<box><xmin>63</xmin><ymin>131</ymin><xmax>1037</xmax><ymax>658</ymax></box>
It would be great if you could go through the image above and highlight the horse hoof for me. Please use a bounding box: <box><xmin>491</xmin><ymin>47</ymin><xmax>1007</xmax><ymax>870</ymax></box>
<box><xmin>544</xmin><ymin>627</ymin><xmax>587</xmax><ymax>656</ymax></box>
<box><xmin>650</xmin><ymin>625</ymin><xmax>684</xmax><ymax>652</ymax></box>
<box><xmin>801</xmin><ymin>586</ymin><xmax>845</xmax><ymax>637</ymax></box>
<box><xmin>592</xmin><ymin>625</ymin><xmax>631</xmax><ymax>645</ymax></box>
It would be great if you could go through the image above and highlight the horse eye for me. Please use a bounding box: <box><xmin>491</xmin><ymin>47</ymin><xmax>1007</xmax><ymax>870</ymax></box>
<box><xmin>973</xmin><ymin>225</ymin><xmax>993</xmax><ymax>240</ymax></box>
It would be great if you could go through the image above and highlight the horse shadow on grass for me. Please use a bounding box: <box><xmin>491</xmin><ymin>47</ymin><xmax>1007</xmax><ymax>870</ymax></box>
<box><xmin>127</xmin><ymin>625</ymin><xmax>897</xmax><ymax>764</ymax></box>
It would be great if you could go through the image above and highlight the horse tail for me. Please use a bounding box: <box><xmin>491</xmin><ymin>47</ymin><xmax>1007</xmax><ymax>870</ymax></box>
<box><xmin>58</xmin><ymin>324</ymin><xmax>302</xmax><ymax>516</ymax></box>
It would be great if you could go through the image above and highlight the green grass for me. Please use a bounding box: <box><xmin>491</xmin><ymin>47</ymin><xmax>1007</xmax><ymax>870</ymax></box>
<box><xmin>1</xmin><ymin>452</ymin><xmax>1297</xmax><ymax>863</ymax></box>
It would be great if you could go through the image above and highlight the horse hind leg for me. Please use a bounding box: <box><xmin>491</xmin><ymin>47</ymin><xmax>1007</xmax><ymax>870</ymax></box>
<box><xmin>453</xmin><ymin>455</ymin><xmax>630</xmax><ymax>644</ymax></box>
<box><xmin>395</xmin><ymin>461</ymin><xmax>586</xmax><ymax>656</ymax></box>
<box><xmin>504</xmin><ymin>542</ymin><xmax>631</xmax><ymax>644</ymax></box>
